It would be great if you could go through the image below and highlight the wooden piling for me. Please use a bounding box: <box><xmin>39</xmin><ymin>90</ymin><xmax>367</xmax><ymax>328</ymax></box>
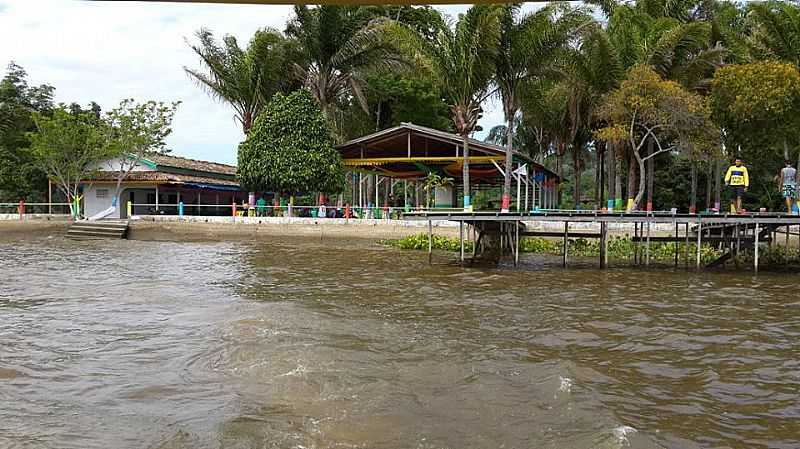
<box><xmin>674</xmin><ymin>221</ymin><xmax>679</xmax><ymax>268</ymax></box>
<box><xmin>696</xmin><ymin>218</ymin><xmax>702</xmax><ymax>270</ymax></box>
<box><xmin>562</xmin><ymin>221</ymin><xmax>569</xmax><ymax>268</ymax></box>
<box><xmin>684</xmin><ymin>222</ymin><xmax>690</xmax><ymax>269</ymax></box>
<box><xmin>514</xmin><ymin>220</ymin><xmax>520</xmax><ymax>267</ymax></box>
<box><xmin>428</xmin><ymin>219</ymin><xmax>432</xmax><ymax>265</ymax></box>
<box><xmin>459</xmin><ymin>220</ymin><xmax>464</xmax><ymax>265</ymax></box>
<box><xmin>754</xmin><ymin>221</ymin><xmax>760</xmax><ymax>273</ymax></box>
<box><xmin>600</xmin><ymin>221</ymin><xmax>608</xmax><ymax>269</ymax></box>
<box><xmin>645</xmin><ymin>217</ymin><xmax>651</xmax><ymax>267</ymax></box>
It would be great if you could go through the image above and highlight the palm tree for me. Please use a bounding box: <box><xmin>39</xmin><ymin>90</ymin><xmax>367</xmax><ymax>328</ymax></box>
<box><xmin>285</xmin><ymin>5</ymin><xmax>414</xmax><ymax>129</ymax></box>
<box><xmin>494</xmin><ymin>2</ymin><xmax>589</xmax><ymax>212</ymax></box>
<box><xmin>561</xmin><ymin>26</ymin><xmax>623</xmax><ymax>208</ymax></box>
<box><xmin>426</xmin><ymin>5</ymin><xmax>502</xmax><ymax>210</ymax></box>
<box><xmin>747</xmin><ymin>1</ymin><xmax>800</xmax><ymax>67</ymax></box>
<box><xmin>185</xmin><ymin>28</ymin><xmax>293</xmax><ymax>134</ymax></box>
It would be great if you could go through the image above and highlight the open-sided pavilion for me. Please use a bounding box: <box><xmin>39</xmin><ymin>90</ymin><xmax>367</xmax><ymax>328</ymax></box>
<box><xmin>336</xmin><ymin>123</ymin><xmax>559</xmax><ymax>211</ymax></box>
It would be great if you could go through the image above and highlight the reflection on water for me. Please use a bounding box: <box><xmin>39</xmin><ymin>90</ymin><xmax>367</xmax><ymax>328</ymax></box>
<box><xmin>1</xmin><ymin>237</ymin><xmax>798</xmax><ymax>449</ymax></box>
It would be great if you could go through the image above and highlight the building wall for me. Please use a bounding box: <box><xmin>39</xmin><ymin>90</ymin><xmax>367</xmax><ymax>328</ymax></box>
<box><xmin>83</xmin><ymin>185</ymin><xmax>156</xmax><ymax>219</ymax></box>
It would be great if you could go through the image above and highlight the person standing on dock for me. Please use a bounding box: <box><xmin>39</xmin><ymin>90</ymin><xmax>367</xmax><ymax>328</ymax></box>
<box><xmin>725</xmin><ymin>158</ymin><xmax>749</xmax><ymax>213</ymax></box>
<box><xmin>778</xmin><ymin>160</ymin><xmax>797</xmax><ymax>214</ymax></box>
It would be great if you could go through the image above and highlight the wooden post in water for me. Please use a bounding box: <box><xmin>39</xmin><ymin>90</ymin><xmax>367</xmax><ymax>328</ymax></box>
<box><xmin>645</xmin><ymin>217</ymin><xmax>651</xmax><ymax>267</ymax></box>
<box><xmin>674</xmin><ymin>221</ymin><xmax>679</xmax><ymax>268</ymax></box>
<box><xmin>684</xmin><ymin>222</ymin><xmax>690</xmax><ymax>269</ymax></box>
<box><xmin>633</xmin><ymin>222</ymin><xmax>639</xmax><ymax>265</ymax></box>
<box><xmin>472</xmin><ymin>225</ymin><xmax>477</xmax><ymax>257</ymax></box>
<box><xmin>563</xmin><ymin>221</ymin><xmax>569</xmax><ymax>268</ymax></box>
<box><xmin>786</xmin><ymin>225</ymin><xmax>790</xmax><ymax>267</ymax></box>
<box><xmin>754</xmin><ymin>221</ymin><xmax>760</xmax><ymax>274</ymax></box>
<box><xmin>600</xmin><ymin>221</ymin><xmax>608</xmax><ymax>269</ymax></box>
<box><xmin>514</xmin><ymin>220</ymin><xmax>520</xmax><ymax>267</ymax></box>
<box><xmin>428</xmin><ymin>219</ymin><xmax>433</xmax><ymax>265</ymax></box>
<box><xmin>696</xmin><ymin>218</ymin><xmax>703</xmax><ymax>270</ymax></box>
<box><xmin>459</xmin><ymin>220</ymin><xmax>465</xmax><ymax>265</ymax></box>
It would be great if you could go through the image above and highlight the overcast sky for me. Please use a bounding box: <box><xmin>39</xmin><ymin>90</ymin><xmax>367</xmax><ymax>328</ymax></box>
<box><xmin>0</xmin><ymin>0</ymin><xmax>520</xmax><ymax>165</ymax></box>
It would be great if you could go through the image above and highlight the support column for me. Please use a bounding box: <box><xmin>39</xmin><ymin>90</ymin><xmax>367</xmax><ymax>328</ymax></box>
<box><xmin>48</xmin><ymin>180</ymin><xmax>52</xmax><ymax>215</ymax></box>
<box><xmin>155</xmin><ymin>184</ymin><xmax>160</xmax><ymax>211</ymax></box>
<box><xmin>600</xmin><ymin>221</ymin><xmax>608</xmax><ymax>269</ymax></box>
<box><xmin>685</xmin><ymin>222</ymin><xmax>690</xmax><ymax>269</ymax></box>
<box><xmin>563</xmin><ymin>221</ymin><xmax>569</xmax><ymax>268</ymax></box>
<box><xmin>755</xmin><ymin>221</ymin><xmax>760</xmax><ymax>273</ymax></box>
<box><xmin>514</xmin><ymin>220</ymin><xmax>520</xmax><ymax>267</ymax></box>
<box><xmin>696</xmin><ymin>218</ymin><xmax>703</xmax><ymax>270</ymax></box>
<box><xmin>645</xmin><ymin>217</ymin><xmax>651</xmax><ymax>267</ymax></box>
<box><xmin>459</xmin><ymin>220</ymin><xmax>465</xmax><ymax>265</ymax></box>
<box><xmin>674</xmin><ymin>221</ymin><xmax>679</xmax><ymax>268</ymax></box>
<box><xmin>428</xmin><ymin>219</ymin><xmax>433</xmax><ymax>265</ymax></box>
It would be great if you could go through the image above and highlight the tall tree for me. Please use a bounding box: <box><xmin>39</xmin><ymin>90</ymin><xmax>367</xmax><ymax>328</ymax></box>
<box><xmin>0</xmin><ymin>63</ymin><xmax>54</xmax><ymax>201</ymax></box>
<box><xmin>285</xmin><ymin>5</ymin><xmax>414</xmax><ymax>132</ymax></box>
<box><xmin>747</xmin><ymin>1</ymin><xmax>800</xmax><ymax>67</ymax></box>
<box><xmin>185</xmin><ymin>28</ymin><xmax>295</xmax><ymax>134</ymax></box>
<box><xmin>28</xmin><ymin>107</ymin><xmax>114</xmax><ymax>216</ymax></box>
<box><xmin>494</xmin><ymin>2</ymin><xmax>589</xmax><ymax>212</ymax></box>
<box><xmin>426</xmin><ymin>5</ymin><xmax>502</xmax><ymax>210</ymax></box>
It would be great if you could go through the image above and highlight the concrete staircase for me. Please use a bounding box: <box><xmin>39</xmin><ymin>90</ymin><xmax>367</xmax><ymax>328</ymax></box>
<box><xmin>67</xmin><ymin>220</ymin><xmax>129</xmax><ymax>240</ymax></box>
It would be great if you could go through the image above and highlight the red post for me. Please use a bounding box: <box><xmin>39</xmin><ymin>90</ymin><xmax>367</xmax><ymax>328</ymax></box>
<box><xmin>18</xmin><ymin>200</ymin><xmax>24</xmax><ymax>218</ymax></box>
<box><xmin>231</xmin><ymin>202</ymin><xmax>236</xmax><ymax>217</ymax></box>
<box><xmin>646</xmin><ymin>201</ymin><xmax>653</xmax><ymax>212</ymax></box>
<box><xmin>345</xmin><ymin>203</ymin><xmax>351</xmax><ymax>219</ymax></box>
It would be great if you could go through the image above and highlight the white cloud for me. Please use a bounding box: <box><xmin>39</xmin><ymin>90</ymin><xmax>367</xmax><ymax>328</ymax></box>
<box><xmin>0</xmin><ymin>2</ymin><xmax>521</xmax><ymax>165</ymax></box>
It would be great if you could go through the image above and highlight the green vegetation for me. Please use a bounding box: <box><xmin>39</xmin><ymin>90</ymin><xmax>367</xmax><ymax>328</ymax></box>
<box><xmin>237</xmin><ymin>90</ymin><xmax>344</xmax><ymax>195</ymax></box>
<box><xmin>383</xmin><ymin>233</ymin><xmax>729</xmax><ymax>264</ymax></box>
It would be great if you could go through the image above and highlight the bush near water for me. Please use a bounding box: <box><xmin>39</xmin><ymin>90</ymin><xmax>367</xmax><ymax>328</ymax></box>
<box><xmin>382</xmin><ymin>234</ymin><xmax>800</xmax><ymax>266</ymax></box>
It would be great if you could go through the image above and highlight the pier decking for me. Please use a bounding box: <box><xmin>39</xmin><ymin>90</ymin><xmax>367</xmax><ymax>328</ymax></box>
<box><xmin>404</xmin><ymin>210</ymin><xmax>800</xmax><ymax>271</ymax></box>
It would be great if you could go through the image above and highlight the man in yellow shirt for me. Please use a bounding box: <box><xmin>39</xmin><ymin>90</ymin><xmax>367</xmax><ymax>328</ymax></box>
<box><xmin>724</xmin><ymin>158</ymin><xmax>749</xmax><ymax>213</ymax></box>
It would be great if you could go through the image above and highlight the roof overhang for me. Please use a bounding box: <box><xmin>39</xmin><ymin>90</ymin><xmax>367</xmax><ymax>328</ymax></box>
<box><xmin>336</xmin><ymin>123</ymin><xmax>560</xmax><ymax>184</ymax></box>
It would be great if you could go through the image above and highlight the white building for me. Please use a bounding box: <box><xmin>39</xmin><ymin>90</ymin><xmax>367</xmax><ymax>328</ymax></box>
<box><xmin>81</xmin><ymin>153</ymin><xmax>244</xmax><ymax>219</ymax></box>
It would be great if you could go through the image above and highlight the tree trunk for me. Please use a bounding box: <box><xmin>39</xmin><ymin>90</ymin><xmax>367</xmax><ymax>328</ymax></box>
<box><xmin>607</xmin><ymin>142</ymin><xmax>615</xmax><ymax>210</ymax></box>
<box><xmin>573</xmin><ymin>146</ymin><xmax>582</xmax><ymax>209</ymax></box>
<box><xmin>646</xmin><ymin>137</ymin><xmax>654</xmax><ymax>212</ymax></box>
<box><xmin>705</xmin><ymin>159</ymin><xmax>713</xmax><ymax>211</ymax></box>
<box><xmin>690</xmin><ymin>161</ymin><xmax>697</xmax><ymax>214</ymax></box>
<box><xmin>596</xmin><ymin>141</ymin><xmax>604</xmax><ymax>209</ymax></box>
<box><xmin>501</xmin><ymin>116</ymin><xmax>514</xmax><ymax>212</ymax></box>
<box><xmin>615</xmin><ymin>144</ymin><xmax>623</xmax><ymax>210</ymax></box>
<box><xmin>714</xmin><ymin>157</ymin><xmax>721</xmax><ymax>211</ymax></box>
<box><xmin>633</xmin><ymin>148</ymin><xmax>646</xmax><ymax>210</ymax></box>
<box><xmin>462</xmin><ymin>134</ymin><xmax>470</xmax><ymax>210</ymax></box>
<box><xmin>627</xmin><ymin>149</ymin><xmax>638</xmax><ymax>211</ymax></box>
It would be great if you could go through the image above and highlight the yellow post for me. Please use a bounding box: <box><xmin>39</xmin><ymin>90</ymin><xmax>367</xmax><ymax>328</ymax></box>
<box><xmin>127</xmin><ymin>201</ymin><xmax>132</xmax><ymax>218</ymax></box>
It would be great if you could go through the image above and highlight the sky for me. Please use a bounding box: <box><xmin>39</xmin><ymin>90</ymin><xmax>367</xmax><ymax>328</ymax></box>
<box><xmin>0</xmin><ymin>0</ymin><xmax>523</xmax><ymax>166</ymax></box>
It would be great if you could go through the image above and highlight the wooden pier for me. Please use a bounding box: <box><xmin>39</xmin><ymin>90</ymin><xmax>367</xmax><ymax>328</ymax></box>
<box><xmin>405</xmin><ymin>210</ymin><xmax>800</xmax><ymax>272</ymax></box>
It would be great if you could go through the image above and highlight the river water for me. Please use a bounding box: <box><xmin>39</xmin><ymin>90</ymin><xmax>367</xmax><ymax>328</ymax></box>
<box><xmin>1</xmin><ymin>237</ymin><xmax>798</xmax><ymax>449</ymax></box>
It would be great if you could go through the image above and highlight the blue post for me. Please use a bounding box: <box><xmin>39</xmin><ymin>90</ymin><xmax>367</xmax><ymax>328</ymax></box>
<box><xmin>178</xmin><ymin>201</ymin><xmax>184</xmax><ymax>216</ymax></box>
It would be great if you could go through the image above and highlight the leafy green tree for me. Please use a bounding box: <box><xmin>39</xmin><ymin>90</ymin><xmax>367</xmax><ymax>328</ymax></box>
<box><xmin>425</xmin><ymin>4</ymin><xmax>502</xmax><ymax>209</ymax></box>
<box><xmin>106</xmin><ymin>99</ymin><xmax>180</xmax><ymax>201</ymax></box>
<box><xmin>0</xmin><ymin>62</ymin><xmax>54</xmax><ymax>201</ymax></box>
<box><xmin>28</xmin><ymin>107</ymin><xmax>114</xmax><ymax>215</ymax></box>
<box><xmin>596</xmin><ymin>65</ymin><xmax>719</xmax><ymax>210</ymax></box>
<box><xmin>185</xmin><ymin>28</ymin><xmax>296</xmax><ymax>134</ymax></box>
<box><xmin>711</xmin><ymin>61</ymin><xmax>800</xmax><ymax>160</ymax></box>
<box><xmin>238</xmin><ymin>90</ymin><xmax>345</xmax><ymax>196</ymax></box>
<box><xmin>366</xmin><ymin>72</ymin><xmax>451</xmax><ymax>131</ymax></box>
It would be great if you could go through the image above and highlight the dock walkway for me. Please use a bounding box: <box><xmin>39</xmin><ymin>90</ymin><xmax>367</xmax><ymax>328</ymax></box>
<box><xmin>404</xmin><ymin>210</ymin><xmax>800</xmax><ymax>271</ymax></box>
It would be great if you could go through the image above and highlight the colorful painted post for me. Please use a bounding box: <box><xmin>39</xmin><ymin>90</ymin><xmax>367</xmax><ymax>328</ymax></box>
<box><xmin>231</xmin><ymin>202</ymin><xmax>236</xmax><ymax>217</ymax></box>
<box><xmin>18</xmin><ymin>200</ymin><xmax>24</xmax><ymax>219</ymax></box>
<box><xmin>127</xmin><ymin>201</ymin><xmax>132</xmax><ymax>218</ymax></box>
<box><xmin>345</xmin><ymin>203</ymin><xmax>351</xmax><ymax>219</ymax></box>
<box><xmin>178</xmin><ymin>201</ymin><xmax>184</xmax><ymax>217</ymax></box>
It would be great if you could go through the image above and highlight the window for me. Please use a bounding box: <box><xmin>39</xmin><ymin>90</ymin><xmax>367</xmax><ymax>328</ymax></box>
<box><xmin>96</xmin><ymin>189</ymin><xmax>108</xmax><ymax>199</ymax></box>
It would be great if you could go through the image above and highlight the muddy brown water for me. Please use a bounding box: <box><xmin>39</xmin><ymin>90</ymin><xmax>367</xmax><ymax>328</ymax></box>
<box><xmin>1</xmin><ymin>237</ymin><xmax>798</xmax><ymax>449</ymax></box>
